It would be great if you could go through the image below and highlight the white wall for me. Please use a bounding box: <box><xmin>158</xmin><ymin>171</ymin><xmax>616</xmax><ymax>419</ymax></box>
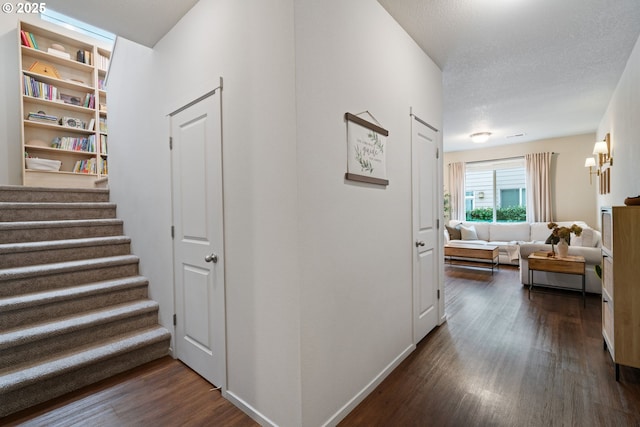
<box><xmin>107</xmin><ymin>38</ymin><xmax>176</xmax><ymax>343</ymax></box>
<box><xmin>3</xmin><ymin>1</ymin><xmax>442</xmax><ymax>424</ymax></box>
<box><xmin>111</xmin><ymin>0</ymin><xmax>442</xmax><ymax>425</ymax></box>
<box><xmin>0</xmin><ymin>13</ymin><xmax>22</xmax><ymax>185</ymax></box>
<box><xmin>294</xmin><ymin>0</ymin><xmax>442</xmax><ymax>425</ymax></box>
<box><xmin>109</xmin><ymin>1</ymin><xmax>302</xmax><ymax>425</ymax></box>
<box><xmin>444</xmin><ymin>133</ymin><xmax>599</xmax><ymax>228</ymax></box>
<box><xmin>597</xmin><ymin>33</ymin><xmax>640</xmax><ymax>221</ymax></box>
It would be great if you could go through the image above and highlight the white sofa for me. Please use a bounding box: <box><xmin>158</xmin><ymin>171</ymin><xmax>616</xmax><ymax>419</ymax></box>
<box><xmin>445</xmin><ymin>220</ymin><xmax>602</xmax><ymax>294</ymax></box>
<box><xmin>445</xmin><ymin>220</ymin><xmax>532</xmax><ymax>265</ymax></box>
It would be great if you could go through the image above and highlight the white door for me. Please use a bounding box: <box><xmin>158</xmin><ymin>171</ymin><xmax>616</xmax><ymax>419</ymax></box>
<box><xmin>171</xmin><ymin>90</ymin><xmax>225</xmax><ymax>387</ymax></box>
<box><xmin>412</xmin><ymin>114</ymin><xmax>440</xmax><ymax>344</ymax></box>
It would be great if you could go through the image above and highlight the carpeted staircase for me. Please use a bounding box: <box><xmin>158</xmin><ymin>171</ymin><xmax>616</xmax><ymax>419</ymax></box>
<box><xmin>0</xmin><ymin>185</ymin><xmax>171</xmax><ymax>417</ymax></box>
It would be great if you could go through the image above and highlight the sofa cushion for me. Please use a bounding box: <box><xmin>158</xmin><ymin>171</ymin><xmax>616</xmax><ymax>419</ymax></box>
<box><xmin>571</xmin><ymin>228</ymin><xmax>597</xmax><ymax>247</ymax></box>
<box><xmin>489</xmin><ymin>222</ymin><xmax>530</xmax><ymax>242</ymax></box>
<box><xmin>460</xmin><ymin>224</ymin><xmax>478</xmax><ymax>240</ymax></box>
<box><xmin>449</xmin><ymin>221</ymin><xmax>490</xmax><ymax>241</ymax></box>
<box><xmin>445</xmin><ymin>224</ymin><xmax>462</xmax><ymax>240</ymax></box>
<box><xmin>530</xmin><ymin>223</ymin><xmax>552</xmax><ymax>242</ymax></box>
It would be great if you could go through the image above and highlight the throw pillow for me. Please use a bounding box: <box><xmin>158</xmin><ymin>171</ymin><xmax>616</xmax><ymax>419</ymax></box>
<box><xmin>460</xmin><ymin>224</ymin><xmax>478</xmax><ymax>240</ymax></box>
<box><xmin>445</xmin><ymin>224</ymin><xmax>462</xmax><ymax>240</ymax></box>
<box><xmin>546</xmin><ymin>233</ymin><xmax>570</xmax><ymax>245</ymax></box>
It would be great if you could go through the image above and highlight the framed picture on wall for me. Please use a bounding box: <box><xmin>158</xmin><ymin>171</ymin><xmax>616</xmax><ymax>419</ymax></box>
<box><xmin>344</xmin><ymin>112</ymin><xmax>389</xmax><ymax>186</ymax></box>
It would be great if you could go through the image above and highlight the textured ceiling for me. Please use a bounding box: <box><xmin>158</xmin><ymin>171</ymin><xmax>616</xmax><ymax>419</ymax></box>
<box><xmin>378</xmin><ymin>0</ymin><xmax>640</xmax><ymax>152</ymax></box>
<box><xmin>43</xmin><ymin>0</ymin><xmax>199</xmax><ymax>48</ymax></box>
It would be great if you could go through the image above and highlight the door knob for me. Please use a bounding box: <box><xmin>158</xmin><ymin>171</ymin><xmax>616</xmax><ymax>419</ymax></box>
<box><xmin>415</xmin><ymin>241</ymin><xmax>425</xmax><ymax>247</ymax></box>
<box><xmin>205</xmin><ymin>253</ymin><xmax>218</xmax><ymax>263</ymax></box>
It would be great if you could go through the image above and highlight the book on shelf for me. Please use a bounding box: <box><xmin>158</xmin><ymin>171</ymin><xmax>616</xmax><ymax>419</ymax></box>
<box><xmin>20</xmin><ymin>30</ymin><xmax>31</xmax><ymax>48</ymax></box>
<box><xmin>23</xmin><ymin>74</ymin><xmax>59</xmax><ymax>101</ymax></box>
<box><xmin>97</xmin><ymin>53</ymin><xmax>110</xmax><ymax>70</ymax></box>
<box><xmin>73</xmin><ymin>157</ymin><xmax>97</xmax><ymax>174</ymax></box>
<box><xmin>82</xmin><ymin>93</ymin><xmax>95</xmax><ymax>109</ymax></box>
<box><xmin>99</xmin><ymin>157</ymin><xmax>108</xmax><ymax>175</ymax></box>
<box><xmin>51</xmin><ymin>135</ymin><xmax>96</xmax><ymax>152</ymax></box>
<box><xmin>76</xmin><ymin>49</ymin><xmax>92</xmax><ymax>65</ymax></box>
<box><xmin>28</xmin><ymin>33</ymin><xmax>38</xmax><ymax>49</ymax></box>
<box><xmin>27</xmin><ymin>111</ymin><xmax>58</xmax><ymax>123</ymax></box>
<box><xmin>88</xmin><ymin>118</ymin><xmax>95</xmax><ymax>131</ymax></box>
<box><xmin>20</xmin><ymin>30</ymin><xmax>38</xmax><ymax>49</ymax></box>
<box><xmin>100</xmin><ymin>134</ymin><xmax>108</xmax><ymax>154</ymax></box>
<box><xmin>99</xmin><ymin>117</ymin><xmax>108</xmax><ymax>133</ymax></box>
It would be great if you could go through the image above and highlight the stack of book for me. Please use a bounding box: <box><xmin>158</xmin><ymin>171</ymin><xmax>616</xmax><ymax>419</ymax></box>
<box><xmin>27</xmin><ymin>111</ymin><xmax>58</xmax><ymax>124</ymax></box>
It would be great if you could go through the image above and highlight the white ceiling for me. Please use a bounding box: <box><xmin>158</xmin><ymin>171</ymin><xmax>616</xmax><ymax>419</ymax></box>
<box><xmin>44</xmin><ymin>1</ymin><xmax>640</xmax><ymax>152</ymax></box>
<box><xmin>378</xmin><ymin>0</ymin><xmax>640</xmax><ymax>151</ymax></box>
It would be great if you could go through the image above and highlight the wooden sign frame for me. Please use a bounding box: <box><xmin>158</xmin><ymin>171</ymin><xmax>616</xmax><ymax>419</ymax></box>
<box><xmin>344</xmin><ymin>112</ymin><xmax>389</xmax><ymax>186</ymax></box>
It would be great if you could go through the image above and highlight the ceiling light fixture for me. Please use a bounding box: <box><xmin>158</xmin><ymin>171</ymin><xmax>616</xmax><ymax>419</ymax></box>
<box><xmin>470</xmin><ymin>132</ymin><xmax>492</xmax><ymax>143</ymax></box>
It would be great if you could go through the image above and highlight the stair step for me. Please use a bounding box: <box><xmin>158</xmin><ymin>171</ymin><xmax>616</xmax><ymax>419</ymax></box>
<box><xmin>0</xmin><ymin>185</ymin><xmax>110</xmax><ymax>203</ymax></box>
<box><xmin>0</xmin><ymin>326</ymin><xmax>171</xmax><ymax>417</ymax></box>
<box><xmin>0</xmin><ymin>276</ymin><xmax>149</xmax><ymax>329</ymax></box>
<box><xmin>0</xmin><ymin>202</ymin><xmax>117</xmax><ymax>222</ymax></box>
<box><xmin>0</xmin><ymin>185</ymin><xmax>172</xmax><ymax>418</ymax></box>
<box><xmin>0</xmin><ymin>218</ymin><xmax>124</xmax><ymax>244</ymax></box>
<box><xmin>0</xmin><ymin>236</ymin><xmax>131</xmax><ymax>268</ymax></box>
<box><xmin>0</xmin><ymin>299</ymin><xmax>159</xmax><ymax>369</ymax></box>
<box><xmin>0</xmin><ymin>255</ymin><xmax>140</xmax><ymax>298</ymax></box>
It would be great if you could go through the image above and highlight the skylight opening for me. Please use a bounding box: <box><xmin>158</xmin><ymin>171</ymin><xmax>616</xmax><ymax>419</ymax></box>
<box><xmin>40</xmin><ymin>8</ymin><xmax>115</xmax><ymax>46</ymax></box>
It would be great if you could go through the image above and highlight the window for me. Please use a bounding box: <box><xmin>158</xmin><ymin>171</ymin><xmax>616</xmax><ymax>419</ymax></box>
<box><xmin>41</xmin><ymin>8</ymin><xmax>116</xmax><ymax>45</ymax></box>
<box><xmin>465</xmin><ymin>191</ymin><xmax>475</xmax><ymax>212</ymax></box>
<box><xmin>464</xmin><ymin>158</ymin><xmax>526</xmax><ymax>222</ymax></box>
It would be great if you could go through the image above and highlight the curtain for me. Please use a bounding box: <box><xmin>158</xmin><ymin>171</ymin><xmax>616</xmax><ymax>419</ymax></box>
<box><xmin>448</xmin><ymin>162</ymin><xmax>465</xmax><ymax>221</ymax></box>
<box><xmin>525</xmin><ymin>152</ymin><xmax>552</xmax><ymax>222</ymax></box>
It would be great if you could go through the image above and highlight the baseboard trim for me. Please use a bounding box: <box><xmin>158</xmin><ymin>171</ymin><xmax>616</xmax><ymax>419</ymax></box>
<box><xmin>223</xmin><ymin>389</ymin><xmax>279</xmax><ymax>427</ymax></box>
<box><xmin>321</xmin><ymin>343</ymin><xmax>416</xmax><ymax>427</ymax></box>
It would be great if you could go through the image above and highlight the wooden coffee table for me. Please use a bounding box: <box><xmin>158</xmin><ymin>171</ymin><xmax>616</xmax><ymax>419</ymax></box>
<box><xmin>444</xmin><ymin>243</ymin><xmax>499</xmax><ymax>274</ymax></box>
<box><xmin>528</xmin><ymin>251</ymin><xmax>586</xmax><ymax>306</ymax></box>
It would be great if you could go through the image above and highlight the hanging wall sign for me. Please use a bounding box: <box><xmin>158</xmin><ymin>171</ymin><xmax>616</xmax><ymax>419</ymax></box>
<box><xmin>344</xmin><ymin>112</ymin><xmax>389</xmax><ymax>186</ymax></box>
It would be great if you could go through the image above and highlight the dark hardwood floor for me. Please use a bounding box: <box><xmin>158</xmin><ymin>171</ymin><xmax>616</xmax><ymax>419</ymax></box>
<box><xmin>341</xmin><ymin>265</ymin><xmax>640</xmax><ymax>426</ymax></box>
<box><xmin>1</xmin><ymin>357</ymin><xmax>258</xmax><ymax>427</ymax></box>
<box><xmin>3</xmin><ymin>265</ymin><xmax>639</xmax><ymax>426</ymax></box>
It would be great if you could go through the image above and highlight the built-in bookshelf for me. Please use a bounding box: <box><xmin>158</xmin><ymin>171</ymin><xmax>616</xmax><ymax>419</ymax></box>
<box><xmin>18</xmin><ymin>21</ymin><xmax>110</xmax><ymax>188</ymax></box>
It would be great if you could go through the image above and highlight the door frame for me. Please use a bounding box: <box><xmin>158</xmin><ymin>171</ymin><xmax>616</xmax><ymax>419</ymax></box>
<box><xmin>169</xmin><ymin>79</ymin><xmax>227</xmax><ymax>389</ymax></box>
<box><xmin>410</xmin><ymin>108</ymin><xmax>446</xmax><ymax>345</ymax></box>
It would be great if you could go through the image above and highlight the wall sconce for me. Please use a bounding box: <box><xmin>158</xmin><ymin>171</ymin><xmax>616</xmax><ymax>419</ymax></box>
<box><xmin>584</xmin><ymin>156</ymin><xmax>597</xmax><ymax>184</ymax></box>
<box><xmin>587</xmin><ymin>133</ymin><xmax>612</xmax><ymax>194</ymax></box>
<box><xmin>477</xmin><ymin>191</ymin><xmax>485</xmax><ymax>199</ymax></box>
<box><xmin>593</xmin><ymin>133</ymin><xmax>613</xmax><ymax>169</ymax></box>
